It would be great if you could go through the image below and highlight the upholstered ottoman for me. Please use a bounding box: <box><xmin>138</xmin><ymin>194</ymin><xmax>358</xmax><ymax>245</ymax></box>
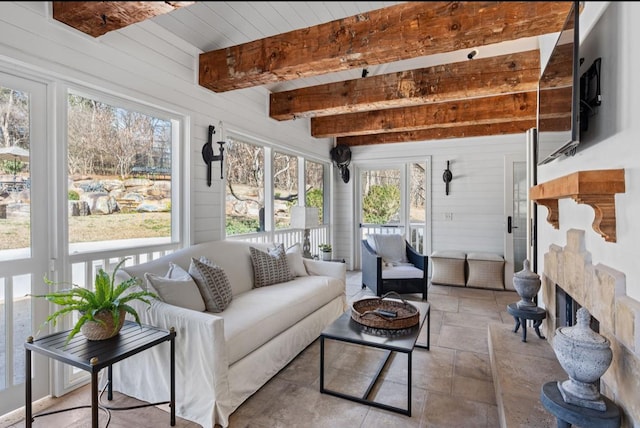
<box><xmin>466</xmin><ymin>252</ymin><xmax>505</xmax><ymax>289</ymax></box>
<box><xmin>430</xmin><ymin>250</ymin><xmax>466</xmax><ymax>286</ymax></box>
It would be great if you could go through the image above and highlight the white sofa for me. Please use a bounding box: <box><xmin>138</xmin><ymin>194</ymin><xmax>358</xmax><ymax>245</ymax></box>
<box><xmin>108</xmin><ymin>240</ymin><xmax>347</xmax><ymax>428</ymax></box>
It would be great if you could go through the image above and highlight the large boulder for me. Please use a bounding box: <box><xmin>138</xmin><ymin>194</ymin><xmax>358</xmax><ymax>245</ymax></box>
<box><xmin>82</xmin><ymin>192</ymin><xmax>117</xmax><ymax>214</ymax></box>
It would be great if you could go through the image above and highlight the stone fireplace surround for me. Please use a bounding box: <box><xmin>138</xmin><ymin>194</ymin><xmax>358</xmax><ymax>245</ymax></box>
<box><xmin>541</xmin><ymin>229</ymin><xmax>640</xmax><ymax>426</ymax></box>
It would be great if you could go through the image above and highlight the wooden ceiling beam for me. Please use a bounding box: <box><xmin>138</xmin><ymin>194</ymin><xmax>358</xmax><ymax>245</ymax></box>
<box><xmin>311</xmin><ymin>92</ymin><xmax>537</xmax><ymax>138</ymax></box>
<box><xmin>270</xmin><ymin>50</ymin><xmax>540</xmax><ymax>120</ymax></box>
<box><xmin>52</xmin><ymin>1</ymin><xmax>195</xmax><ymax>38</ymax></box>
<box><xmin>337</xmin><ymin>120</ymin><xmax>536</xmax><ymax>146</ymax></box>
<box><xmin>199</xmin><ymin>2</ymin><xmax>572</xmax><ymax>93</ymax></box>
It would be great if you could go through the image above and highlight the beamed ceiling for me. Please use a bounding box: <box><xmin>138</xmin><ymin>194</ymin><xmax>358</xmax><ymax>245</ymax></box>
<box><xmin>52</xmin><ymin>1</ymin><xmax>575</xmax><ymax>147</ymax></box>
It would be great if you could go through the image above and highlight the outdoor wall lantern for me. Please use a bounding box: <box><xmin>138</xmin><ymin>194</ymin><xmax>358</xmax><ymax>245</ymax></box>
<box><xmin>330</xmin><ymin>144</ymin><xmax>351</xmax><ymax>183</ymax></box>
<box><xmin>443</xmin><ymin>160</ymin><xmax>453</xmax><ymax>195</ymax></box>
<box><xmin>202</xmin><ymin>124</ymin><xmax>225</xmax><ymax>186</ymax></box>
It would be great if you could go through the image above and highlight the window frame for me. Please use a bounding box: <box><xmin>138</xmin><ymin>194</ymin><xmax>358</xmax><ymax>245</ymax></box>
<box><xmin>223</xmin><ymin>129</ymin><xmax>330</xmax><ymax>241</ymax></box>
<box><xmin>64</xmin><ymin>86</ymin><xmax>186</xmax><ymax>255</ymax></box>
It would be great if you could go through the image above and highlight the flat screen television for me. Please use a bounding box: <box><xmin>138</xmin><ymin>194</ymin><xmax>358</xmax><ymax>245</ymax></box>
<box><xmin>536</xmin><ymin>1</ymin><xmax>580</xmax><ymax>165</ymax></box>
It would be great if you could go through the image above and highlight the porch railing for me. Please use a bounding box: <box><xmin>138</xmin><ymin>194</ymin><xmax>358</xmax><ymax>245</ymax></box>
<box><xmin>360</xmin><ymin>223</ymin><xmax>426</xmax><ymax>254</ymax></box>
<box><xmin>227</xmin><ymin>225</ymin><xmax>329</xmax><ymax>258</ymax></box>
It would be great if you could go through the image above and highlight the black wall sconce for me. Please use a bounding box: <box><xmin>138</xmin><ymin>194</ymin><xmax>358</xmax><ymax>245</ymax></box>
<box><xmin>201</xmin><ymin>124</ymin><xmax>225</xmax><ymax>186</ymax></box>
<box><xmin>443</xmin><ymin>160</ymin><xmax>453</xmax><ymax>195</ymax></box>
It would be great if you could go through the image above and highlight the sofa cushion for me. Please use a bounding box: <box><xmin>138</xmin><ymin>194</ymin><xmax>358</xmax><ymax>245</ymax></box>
<box><xmin>367</xmin><ymin>233</ymin><xmax>408</xmax><ymax>265</ymax></box>
<box><xmin>431</xmin><ymin>250</ymin><xmax>466</xmax><ymax>260</ymax></box>
<box><xmin>144</xmin><ymin>263</ymin><xmax>206</xmax><ymax>312</ymax></box>
<box><xmin>467</xmin><ymin>252</ymin><xmax>504</xmax><ymax>262</ymax></box>
<box><xmin>221</xmin><ymin>275</ymin><xmax>345</xmax><ymax>364</ymax></box>
<box><xmin>381</xmin><ymin>264</ymin><xmax>424</xmax><ymax>280</ymax></box>
<box><xmin>250</xmin><ymin>244</ymin><xmax>295</xmax><ymax>287</ymax></box>
<box><xmin>188</xmin><ymin>257</ymin><xmax>233</xmax><ymax>312</ymax></box>
<box><xmin>286</xmin><ymin>243</ymin><xmax>308</xmax><ymax>277</ymax></box>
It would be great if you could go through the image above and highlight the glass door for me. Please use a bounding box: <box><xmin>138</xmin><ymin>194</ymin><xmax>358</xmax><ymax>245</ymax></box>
<box><xmin>357</xmin><ymin>162</ymin><xmax>429</xmax><ymax>267</ymax></box>
<box><xmin>504</xmin><ymin>154</ymin><xmax>528</xmax><ymax>288</ymax></box>
<box><xmin>359</xmin><ymin>167</ymin><xmax>403</xmax><ymax>240</ymax></box>
<box><xmin>0</xmin><ymin>72</ymin><xmax>50</xmax><ymax>415</ymax></box>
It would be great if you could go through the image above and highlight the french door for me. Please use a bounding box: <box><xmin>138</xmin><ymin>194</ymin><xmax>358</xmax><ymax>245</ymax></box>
<box><xmin>356</xmin><ymin>162</ymin><xmax>429</xmax><ymax>267</ymax></box>
<box><xmin>0</xmin><ymin>71</ymin><xmax>51</xmax><ymax>415</ymax></box>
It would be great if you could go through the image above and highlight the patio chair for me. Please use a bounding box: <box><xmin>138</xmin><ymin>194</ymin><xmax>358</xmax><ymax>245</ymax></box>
<box><xmin>361</xmin><ymin>234</ymin><xmax>428</xmax><ymax>301</ymax></box>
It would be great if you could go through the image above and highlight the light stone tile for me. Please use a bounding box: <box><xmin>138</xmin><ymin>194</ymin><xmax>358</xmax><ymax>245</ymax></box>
<box><xmin>428</xmin><ymin>283</ymin><xmax>454</xmax><ymax>296</ymax></box>
<box><xmin>426</xmin><ymin>293</ymin><xmax>459</xmax><ymax>313</ymax></box>
<box><xmin>437</xmin><ymin>325</ymin><xmax>489</xmax><ymax>354</ymax></box>
<box><xmin>459</xmin><ymin>296</ymin><xmax>500</xmax><ymax>314</ymax></box>
<box><xmin>248</xmin><ymin>380</ymin><xmax>370</xmax><ymax>428</ymax></box>
<box><xmin>452</xmin><ymin>375</ymin><xmax>497</xmax><ymax>405</ymax></box>
<box><xmin>447</xmin><ymin>286</ymin><xmax>496</xmax><ymax>301</ymax></box>
<box><xmin>420</xmin><ymin>391</ymin><xmax>493</xmax><ymax>427</ymax></box>
<box><xmin>499</xmin><ymin>390</ymin><xmax>558</xmax><ymax>428</ymax></box>
<box><xmin>454</xmin><ymin>351</ymin><xmax>492</xmax><ymax>381</ymax></box>
<box><xmin>411</xmin><ymin>346</ymin><xmax>455</xmax><ymax>393</ymax></box>
<box><xmin>425</xmin><ymin>308</ymin><xmax>443</xmax><ymax>337</ymax></box>
<box><xmin>442</xmin><ymin>310</ymin><xmax>501</xmax><ymax>330</ymax></box>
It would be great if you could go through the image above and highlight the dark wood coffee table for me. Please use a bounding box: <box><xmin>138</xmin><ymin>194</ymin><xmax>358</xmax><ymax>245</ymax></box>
<box><xmin>320</xmin><ymin>300</ymin><xmax>430</xmax><ymax>416</ymax></box>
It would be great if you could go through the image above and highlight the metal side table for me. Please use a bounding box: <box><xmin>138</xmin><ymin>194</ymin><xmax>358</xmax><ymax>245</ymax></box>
<box><xmin>25</xmin><ymin>321</ymin><xmax>176</xmax><ymax>428</ymax></box>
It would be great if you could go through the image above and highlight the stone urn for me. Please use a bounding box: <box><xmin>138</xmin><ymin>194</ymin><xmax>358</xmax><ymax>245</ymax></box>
<box><xmin>552</xmin><ymin>307</ymin><xmax>613</xmax><ymax>411</ymax></box>
<box><xmin>512</xmin><ymin>259</ymin><xmax>541</xmax><ymax>310</ymax></box>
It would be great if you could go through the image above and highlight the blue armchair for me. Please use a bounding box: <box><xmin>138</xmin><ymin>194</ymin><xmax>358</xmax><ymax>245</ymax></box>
<box><xmin>361</xmin><ymin>236</ymin><xmax>428</xmax><ymax>301</ymax></box>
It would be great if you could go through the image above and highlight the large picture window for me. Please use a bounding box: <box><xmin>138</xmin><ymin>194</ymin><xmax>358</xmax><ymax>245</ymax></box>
<box><xmin>225</xmin><ymin>136</ymin><xmax>265</xmax><ymax>235</ymax></box>
<box><xmin>66</xmin><ymin>93</ymin><xmax>175</xmax><ymax>249</ymax></box>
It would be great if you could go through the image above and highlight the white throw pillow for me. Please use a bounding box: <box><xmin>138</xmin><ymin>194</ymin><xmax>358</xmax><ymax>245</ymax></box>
<box><xmin>144</xmin><ymin>263</ymin><xmax>206</xmax><ymax>312</ymax></box>
<box><xmin>286</xmin><ymin>243</ymin><xmax>308</xmax><ymax>277</ymax></box>
<box><xmin>370</xmin><ymin>234</ymin><xmax>408</xmax><ymax>266</ymax></box>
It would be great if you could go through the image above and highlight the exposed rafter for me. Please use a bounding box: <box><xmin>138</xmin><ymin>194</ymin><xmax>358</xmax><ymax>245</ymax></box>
<box><xmin>337</xmin><ymin>121</ymin><xmax>536</xmax><ymax>146</ymax></box>
<box><xmin>199</xmin><ymin>2</ymin><xmax>572</xmax><ymax>93</ymax></box>
<box><xmin>52</xmin><ymin>1</ymin><xmax>195</xmax><ymax>38</ymax></box>
<box><xmin>270</xmin><ymin>50</ymin><xmax>541</xmax><ymax>121</ymax></box>
<box><xmin>311</xmin><ymin>92</ymin><xmax>537</xmax><ymax>138</ymax></box>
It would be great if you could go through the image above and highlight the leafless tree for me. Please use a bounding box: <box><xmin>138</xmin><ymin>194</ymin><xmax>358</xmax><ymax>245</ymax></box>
<box><xmin>0</xmin><ymin>87</ymin><xmax>29</xmax><ymax>149</ymax></box>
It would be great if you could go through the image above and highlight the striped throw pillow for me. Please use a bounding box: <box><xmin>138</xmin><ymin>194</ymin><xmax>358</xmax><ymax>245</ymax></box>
<box><xmin>188</xmin><ymin>257</ymin><xmax>233</xmax><ymax>312</ymax></box>
<box><xmin>250</xmin><ymin>244</ymin><xmax>295</xmax><ymax>287</ymax></box>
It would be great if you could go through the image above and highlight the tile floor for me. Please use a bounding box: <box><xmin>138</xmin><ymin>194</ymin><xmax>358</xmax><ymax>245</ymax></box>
<box><xmin>1</xmin><ymin>271</ymin><xmax>520</xmax><ymax>428</ymax></box>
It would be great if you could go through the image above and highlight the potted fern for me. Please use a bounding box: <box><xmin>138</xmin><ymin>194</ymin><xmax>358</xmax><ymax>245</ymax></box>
<box><xmin>32</xmin><ymin>258</ymin><xmax>158</xmax><ymax>345</ymax></box>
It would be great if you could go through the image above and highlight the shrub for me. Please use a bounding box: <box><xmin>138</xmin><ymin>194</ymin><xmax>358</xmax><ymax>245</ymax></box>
<box><xmin>363</xmin><ymin>184</ymin><xmax>400</xmax><ymax>224</ymax></box>
<box><xmin>68</xmin><ymin>190</ymin><xmax>80</xmax><ymax>200</ymax></box>
<box><xmin>226</xmin><ymin>217</ymin><xmax>261</xmax><ymax>235</ymax></box>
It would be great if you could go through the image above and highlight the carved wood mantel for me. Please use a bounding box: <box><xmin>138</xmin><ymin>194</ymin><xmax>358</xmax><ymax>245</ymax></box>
<box><xmin>529</xmin><ymin>169</ymin><xmax>625</xmax><ymax>242</ymax></box>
